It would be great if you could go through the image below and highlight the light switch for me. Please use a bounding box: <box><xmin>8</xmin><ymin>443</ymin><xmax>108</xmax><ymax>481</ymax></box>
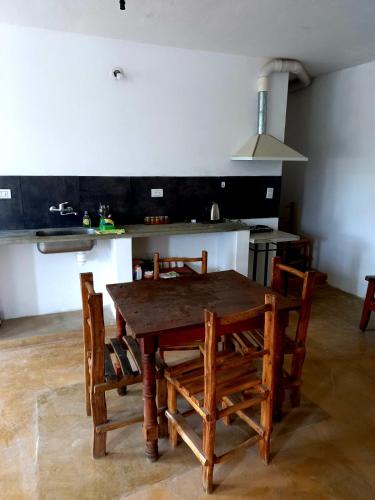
<box><xmin>266</xmin><ymin>187</ymin><xmax>274</xmax><ymax>199</ymax></box>
<box><xmin>151</xmin><ymin>188</ymin><xmax>163</xmax><ymax>198</ymax></box>
<box><xmin>0</xmin><ymin>189</ymin><xmax>11</xmax><ymax>199</ymax></box>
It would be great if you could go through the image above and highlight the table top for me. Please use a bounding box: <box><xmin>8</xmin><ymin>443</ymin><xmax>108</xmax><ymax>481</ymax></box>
<box><xmin>107</xmin><ymin>270</ymin><xmax>300</xmax><ymax>339</ymax></box>
<box><xmin>249</xmin><ymin>230</ymin><xmax>300</xmax><ymax>244</ymax></box>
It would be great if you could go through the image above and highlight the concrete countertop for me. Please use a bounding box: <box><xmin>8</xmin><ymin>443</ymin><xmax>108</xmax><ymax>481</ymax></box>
<box><xmin>249</xmin><ymin>230</ymin><xmax>300</xmax><ymax>244</ymax></box>
<box><xmin>0</xmin><ymin>222</ymin><xmax>249</xmax><ymax>246</ymax></box>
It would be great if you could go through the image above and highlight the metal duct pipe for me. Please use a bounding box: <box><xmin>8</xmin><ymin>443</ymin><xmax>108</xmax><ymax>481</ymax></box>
<box><xmin>256</xmin><ymin>58</ymin><xmax>311</xmax><ymax>134</ymax></box>
<box><xmin>257</xmin><ymin>91</ymin><xmax>267</xmax><ymax>134</ymax></box>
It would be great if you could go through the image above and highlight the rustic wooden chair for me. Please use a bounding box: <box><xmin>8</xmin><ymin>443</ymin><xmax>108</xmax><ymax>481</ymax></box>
<box><xmin>153</xmin><ymin>250</ymin><xmax>208</xmax><ymax>279</ymax></box>
<box><xmin>359</xmin><ymin>275</ymin><xmax>375</xmax><ymax>331</ymax></box>
<box><xmin>154</xmin><ymin>250</ymin><xmax>208</xmax><ymax>360</ymax></box>
<box><xmin>232</xmin><ymin>257</ymin><xmax>316</xmax><ymax>410</ymax></box>
<box><xmin>281</xmin><ymin>237</ymin><xmax>313</xmax><ymax>271</ymax></box>
<box><xmin>280</xmin><ymin>237</ymin><xmax>327</xmax><ymax>288</ymax></box>
<box><xmin>80</xmin><ymin>273</ymin><xmax>167</xmax><ymax>458</ymax></box>
<box><xmin>165</xmin><ymin>294</ymin><xmax>278</xmax><ymax>494</ymax></box>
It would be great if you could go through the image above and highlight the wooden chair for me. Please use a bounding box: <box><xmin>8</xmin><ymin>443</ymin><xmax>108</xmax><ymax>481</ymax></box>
<box><xmin>359</xmin><ymin>275</ymin><xmax>375</xmax><ymax>331</ymax></box>
<box><xmin>280</xmin><ymin>237</ymin><xmax>327</xmax><ymax>287</ymax></box>
<box><xmin>165</xmin><ymin>294</ymin><xmax>278</xmax><ymax>494</ymax></box>
<box><xmin>154</xmin><ymin>250</ymin><xmax>208</xmax><ymax>359</ymax></box>
<box><xmin>281</xmin><ymin>237</ymin><xmax>313</xmax><ymax>271</ymax></box>
<box><xmin>232</xmin><ymin>257</ymin><xmax>316</xmax><ymax>411</ymax></box>
<box><xmin>80</xmin><ymin>273</ymin><xmax>167</xmax><ymax>458</ymax></box>
<box><xmin>153</xmin><ymin>250</ymin><xmax>208</xmax><ymax>279</ymax></box>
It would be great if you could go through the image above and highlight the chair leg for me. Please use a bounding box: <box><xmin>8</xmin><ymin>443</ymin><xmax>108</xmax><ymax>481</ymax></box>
<box><xmin>360</xmin><ymin>281</ymin><xmax>375</xmax><ymax>331</ymax></box>
<box><xmin>273</xmin><ymin>352</ymin><xmax>285</xmax><ymax>421</ymax></box>
<box><xmin>221</xmin><ymin>401</ymin><xmax>233</xmax><ymax>426</ymax></box>
<box><xmin>167</xmin><ymin>383</ymin><xmax>178</xmax><ymax>447</ymax></box>
<box><xmin>258</xmin><ymin>393</ymin><xmax>272</xmax><ymax>464</ymax></box>
<box><xmin>290</xmin><ymin>386</ymin><xmax>301</xmax><ymax>408</ymax></box>
<box><xmin>84</xmin><ymin>353</ymin><xmax>91</xmax><ymax>416</ymax></box>
<box><xmin>92</xmin><ymin>392</ymin><xmax>108</xmax><ymax>458</ymax></box>
<box><xmin>157</xmin><ymin>377</ymin><xmax>168</xmax><ymax>438</ymax></box>
<box><xmin>117</xmin><ymin>386</ymin><xmax>128</xmax><ymax>396</ymax></box>
<box><xmin>289</xmin><ymin>349</ymin><xmax>305</xmax><ymax>408</ymax></box>
<box><xmin>202</xmin><ymin>419</ymin><xmax>216</xmax><ymax>494</ymax></box>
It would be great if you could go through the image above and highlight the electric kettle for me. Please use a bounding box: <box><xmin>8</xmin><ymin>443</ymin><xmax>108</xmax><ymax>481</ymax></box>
<box><xmin>210</xmin><ymin>202</ymin><xmax>220</xmax><ymax>222</ymax></box>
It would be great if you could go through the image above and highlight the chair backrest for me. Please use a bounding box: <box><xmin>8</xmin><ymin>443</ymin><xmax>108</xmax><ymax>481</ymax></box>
<box><xmin>203</xmin><ymin>294</ymin><xmax>278</xmax><ymax>413</ymax></box>
<box><xmin>153</xmin><ymin>250</ymin><xmax>208</xmax><ymax>279</ymax></box>
<box><xmin>80</xmin><ymin>272</ymin><xmax>106</xmax><ymax>386</ymax></box>
<box><xmin>271</xmin><ymin>256</ymin><xmax>316</xmax><ymax>347</ymax></box>
<box><xmin>282</xmin><ymin>237</ymin><xmax>313</xmax><ymax>271</ymax></box>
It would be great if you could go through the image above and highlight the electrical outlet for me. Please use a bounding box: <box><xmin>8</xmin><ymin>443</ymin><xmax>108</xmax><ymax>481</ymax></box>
<box><xmin>151</xmin><ymin>188</ymin><xmax>163</xmax><ymax>198</ymax></box>
<box><xmin>221</xmin><ymin>181</ymin><xmax>226</xmax><ymax>188</ymax></box>
<box><xmin>0</xmin><ymin>189</ymin><xmax>11</xmax><ymax>199</ymax></box>
<box><xmin>266</xmin><ymin>187</ymin><xmax>274</xmax><ymax>199</ymax></box>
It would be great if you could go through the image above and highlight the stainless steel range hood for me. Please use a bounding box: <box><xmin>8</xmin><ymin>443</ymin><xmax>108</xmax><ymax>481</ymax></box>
<box><xmin>231</xmin><ymin>133</ymin><xmax>307</xmax><ymax>161</ymax></box>
<box><xmin>232</xmin><ymin>59</ymin><xmax>310</xmax><ymax>162</ymax></box>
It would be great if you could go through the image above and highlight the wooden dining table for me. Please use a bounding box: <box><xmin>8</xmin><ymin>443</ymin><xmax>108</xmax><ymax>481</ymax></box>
<box><xmin>107</xmin><ymin>270</ymin><xmax>300</xmax><ymax>462</ymax></box>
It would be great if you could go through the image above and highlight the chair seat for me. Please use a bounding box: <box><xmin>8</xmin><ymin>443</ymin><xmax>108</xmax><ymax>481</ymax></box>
<box><xmin>231</xmin><ymin>329</ymin><xmax>298</xmax><ymax>355</ymax></box>
<box><xmin>165</xmin><ymin>350</ymin><xmax>267</xmax><ymax>408</ymax></box>
<box><xmin>159</xmin><ymin>265</ymin><xmax>197</xmax><ymax>277</ymax></box>
<box><xmin>88</xmin><ymin>335</ymin><xmax>166</xmax><ymax>384</ymax></box>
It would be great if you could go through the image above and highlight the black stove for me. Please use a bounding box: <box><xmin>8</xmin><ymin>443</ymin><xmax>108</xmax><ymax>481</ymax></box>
<box><xmin>249</xmin><ymin>225</ymin><xmax>274</xmax><ymax>233</ymax></box>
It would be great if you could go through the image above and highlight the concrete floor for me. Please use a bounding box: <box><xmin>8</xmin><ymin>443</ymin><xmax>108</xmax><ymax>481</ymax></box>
<box><xmin>1</xmin><ymin>284</ymin><xmax>375</xmax><ymax>499</ymax></box>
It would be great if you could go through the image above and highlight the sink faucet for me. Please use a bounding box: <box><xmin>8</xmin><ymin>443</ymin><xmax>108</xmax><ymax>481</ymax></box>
<box><xmin>49</xmin><ymin>202</ymin><xmax>78</xmax><ymax>216</ymax></box>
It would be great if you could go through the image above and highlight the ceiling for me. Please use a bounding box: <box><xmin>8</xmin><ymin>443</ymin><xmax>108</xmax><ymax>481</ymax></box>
<box><xmin>1</xmin><ymin>0</ymin><xmax>375</xmax><ymax>76</ymax></box>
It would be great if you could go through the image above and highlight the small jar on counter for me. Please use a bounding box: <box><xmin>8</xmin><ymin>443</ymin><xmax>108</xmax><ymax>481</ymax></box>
<box><xmin>133</xmin><ymin>264</ymin><xmax>143</xmax><ymax>281</ymax></box>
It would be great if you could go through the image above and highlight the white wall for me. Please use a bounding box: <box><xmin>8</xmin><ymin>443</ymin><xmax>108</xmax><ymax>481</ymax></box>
<box><xmin>0</xmin><ymin>23</ymin><xmax>288</xmax><ymax>177</ymax></box>
<box><xmin>0</xmin><ymin>238</ymin><xmax>133</xmax><ymax>319</ymax></box>
<box><xmin>282</xmin><ymin>60</ymin><xmax>375</xmax><ymax>297</ymax></box>
<box><xmin>0</xmin><ymin>23</ymin><xmax>290</xmax><ymax>319</ymax></box>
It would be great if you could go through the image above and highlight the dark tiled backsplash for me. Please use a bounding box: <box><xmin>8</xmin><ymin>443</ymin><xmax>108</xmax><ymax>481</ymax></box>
<box><xmin>0</xmin><ymin>176</ymin><xmax>281</xmax><ymax>230</ymax></box>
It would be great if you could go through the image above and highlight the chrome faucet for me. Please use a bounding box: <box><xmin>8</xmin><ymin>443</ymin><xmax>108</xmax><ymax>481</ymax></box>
<box><xmin>49</xmin><ymin>202</ymin><xmax>78</xmax><ymax>216</ymax></box>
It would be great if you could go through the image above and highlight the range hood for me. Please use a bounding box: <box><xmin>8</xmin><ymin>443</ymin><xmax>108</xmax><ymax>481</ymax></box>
<box><xmin>232</xmin><ymin>59</ymin><xmax>310</xmax><ymax>162</ymax></box>
<box><xmin>232</xmin><ymin>134</ymin><xmax>307</xmax><ymax>161</ymax></box>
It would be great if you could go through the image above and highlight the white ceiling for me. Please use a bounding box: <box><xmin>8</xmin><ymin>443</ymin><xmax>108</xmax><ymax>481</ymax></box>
<box><xmin>1</xmin><ymin>0</ymin><xmax>375</xmax><ymax>76</ymax></box>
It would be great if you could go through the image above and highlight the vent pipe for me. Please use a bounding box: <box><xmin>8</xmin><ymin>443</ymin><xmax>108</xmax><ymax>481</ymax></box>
<box><xmin>257</xmin><ymin>59</ymin><xmax>311</xmax><ymax>135</ymax></box>
<box><xmin>232</xmin><ymin>58</ymin><xmax>311</xmax><ymax>162</ymax></box>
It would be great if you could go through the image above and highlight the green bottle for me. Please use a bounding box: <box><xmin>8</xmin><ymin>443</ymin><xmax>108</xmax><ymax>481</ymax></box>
<box><xmin>82</xmin><ymin>211</ymin><xmax>91</xmax><ymax>228</ymax></box>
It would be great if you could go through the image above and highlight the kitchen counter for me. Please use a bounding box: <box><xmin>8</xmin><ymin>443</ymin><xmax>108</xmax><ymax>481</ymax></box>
<box><xmin>249</xmin><ymin>229</ymin><xmax>300</xmax><ymax>244</ymax></box>
<box><xmin>0</xmin><ymin>221</ymin><xmax>251</xmax><ymax>319</ymax></box>
<box><xmin>249</xmin><ymin>230</ymin><xmax>300</xmax><ymax>286</ymax></box>
<box><xmin>0</xmin><ymin>222</ymin><xmax>249</xmax><ymax>246</ymax></box>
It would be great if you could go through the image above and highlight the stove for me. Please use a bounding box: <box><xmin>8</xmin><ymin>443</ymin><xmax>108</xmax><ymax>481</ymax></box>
<box><xmin>249</xmin><ymin>225</ymin><xmax>274</xmax><ymax>234</ymax></box>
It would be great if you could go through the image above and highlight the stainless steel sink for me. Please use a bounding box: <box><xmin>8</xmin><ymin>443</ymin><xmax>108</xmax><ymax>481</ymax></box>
<box><xmin>35</xmin><ymin>228</ymin><xmax>96</xmax><ymax>254</ymax></box>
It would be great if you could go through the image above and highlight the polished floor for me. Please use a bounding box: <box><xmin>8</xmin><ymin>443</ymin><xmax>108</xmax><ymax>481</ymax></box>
<box><xmin>1</xmin><ymin>285</ymin><xmax>375</xmax><ymax>499</ymax></box>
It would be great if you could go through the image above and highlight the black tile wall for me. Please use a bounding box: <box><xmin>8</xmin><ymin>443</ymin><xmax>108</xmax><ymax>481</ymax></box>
<box><xmin>21</xmin><ymin>176</ymin><xmax>80</xmax><ymax>229</ymax></box>
<box><xmin>220</xmin><ymin>177</ymin><xmax>281</xmax><ymax>219</ymax></box>
<box><xmin>176</xmin><ymin>177</ymin><xmax>223</xmax><ymax>221</ymax></box>
<box><xmin>79</xmin><ymin>176</ymin><xmax>131</xmax><ymax>226</ymax></box>
<box><xmin>0</xmin><ymin>175</ymin><xmax>281</xmax><ymax>230</ymax></box>
<box><xmin>130</xmin><ymin>177</ymin><xmax>179</xmax><ymax>223</ymax></box>
<box><xmin>0</xmin><ymin>177</ymin><xmax>24</xmax><ymax>230</ymax></box>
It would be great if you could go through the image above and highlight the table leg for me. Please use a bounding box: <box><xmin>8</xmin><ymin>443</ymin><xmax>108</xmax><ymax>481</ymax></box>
<box><xmin>140</xmin><ymin>337</ymin><xmax>159</xmax><ymax>462</ymax></box>
<box><xmin>252</xmin><ymin>244</ymin><xmax>258</xmax><ymax>281</ymax></box>
<box><xmin>273</xmin><ymin>312</ymin><xmax>288</xmax><ymax>421</ymax></box>
<box><xmin>264</xmin><ymin>243</ymin><xmax>269</xmax><ymax>286</ymax></box>
<box><xmin>116</xmin><ymin>307</ymin><xmax>125</xmax><ymax>340</ymax></box>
